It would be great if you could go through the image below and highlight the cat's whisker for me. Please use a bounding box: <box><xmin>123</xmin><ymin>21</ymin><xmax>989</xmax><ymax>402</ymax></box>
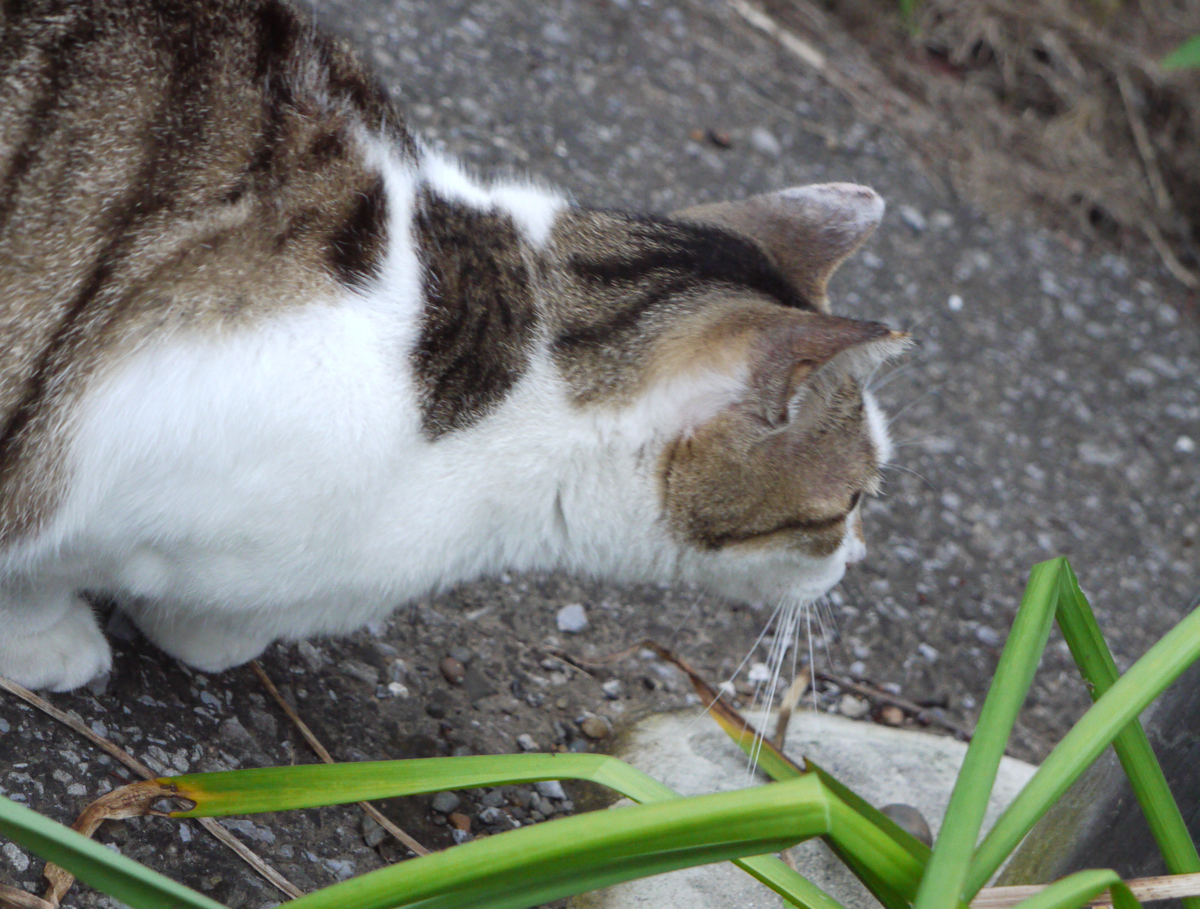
<box><xmin>667</xmin><ymin>590</ymin><xmax>706</xmax><ymax>647</ymax></box>
<box><xmin>868</xmin><ymin>361</ymin><xmax>918</xmax><ymax>393</ymax></box>
<box><xmin>884</xmin><ymin>384</ymin><xmax>945</xmax><ymax>426</ymax></box>
<box><xmin>881</xmin><ymin>461</ymin><xmax>937</xmax><ymax>489</ymax></box>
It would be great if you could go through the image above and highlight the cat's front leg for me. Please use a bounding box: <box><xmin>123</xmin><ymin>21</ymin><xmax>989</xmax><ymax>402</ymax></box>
<box><xmin>0</xmin><ymin>582</ymin><xmax>112</xmax><ymax>691</ymax></box>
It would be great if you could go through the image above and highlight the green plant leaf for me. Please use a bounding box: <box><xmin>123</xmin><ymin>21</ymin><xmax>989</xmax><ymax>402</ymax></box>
<box><xmin>968</xmin><ymin>580</ymin><xmax>1200</xmax><ymax>894</ymax></box>
<box><xmin>1163</xmin><ymin>35</ymin><xmax>1200</xmax><ymax>70</ymax></box>
<box><xmin>284</xmin><ymin>776</ymin><xmax>838</xmax><ymax>909</ymax></box>
<box><xmin>163</xmin><ymin>750</ymin><xmax>844</xmax><ymax>909</ymax></box>
<box><xmin>913</xmin><ymin>557</ymin><xmax>1062</xmax><ymax>909</ymax></box>
<box><xmin>0</xmin><ymin>793</ymin><xmax>223</xmax><ymax>909</ymax></box>
<box><xmin>1054</xmin><ymin>563</ymin><xmax>1200</xmax><ymax>909</ymax></box>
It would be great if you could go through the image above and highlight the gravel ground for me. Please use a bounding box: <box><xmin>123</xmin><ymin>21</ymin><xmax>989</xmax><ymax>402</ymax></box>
<box><xmin>1</xmin><ymin>1</ymin><xmax>1197</xmax><ymax>907</ymax></box>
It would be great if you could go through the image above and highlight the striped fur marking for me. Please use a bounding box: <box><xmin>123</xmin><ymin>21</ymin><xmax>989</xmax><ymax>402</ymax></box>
<box><xmin>412</xmin><ymin>190</ymin><xmax>539</xmax><ymax>437</ymax></box>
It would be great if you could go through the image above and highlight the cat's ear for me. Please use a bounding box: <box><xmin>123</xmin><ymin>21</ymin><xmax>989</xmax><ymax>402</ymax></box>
<box><xmin>744</xmin><ymin>312</ymin><xmax>908</xmax><ymax>427</ymax></box>
<box><xmin>675</xmin><ymin>183</ymin><xmax>884</xmax><ymax>311</ymax></box>
<box><xmin>641</xmin><ymin>309</ymin><xmax>908</xmax><ymax>437</ymax></box>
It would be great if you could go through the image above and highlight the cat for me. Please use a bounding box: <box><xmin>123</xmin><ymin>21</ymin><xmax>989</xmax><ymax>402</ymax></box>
<box><xmin>0</xmin><ymin>0</ymin><xmax>909</xmax><ymax>692</ymax></box>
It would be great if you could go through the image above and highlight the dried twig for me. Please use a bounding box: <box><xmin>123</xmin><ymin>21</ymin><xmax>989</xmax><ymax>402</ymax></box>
<box><xmin>772</xmin><ymin>666</ymin><xmax>812</xmax><ymax>750</ymax></box>
<box><xmin>974</xmin><ymin>872</ymin><xmax>1200</xmax><ymax>909</ymax></box>
<box><xmin>0</xmin><ymin>675</ymin><xmax>302</xmax><ymax>903</ymax></box>
<box><xmin>0</xmin><ymin>885</ymin><xmax>55</xmax><ymax>909</ymax></box>
<box><xmin>815</xmin><ymin>671</ymin><xmax>975</xmax><ymax>741</ymax></box>
<box><xmin>249</xmin><ymin>661</ymin><xmax>430</xmax><ymax>857</ymax></box>
<box><xmin>1116</xmin><ymin>67</ymin><xmax>1172</xmax><ymax>215</ymax></box>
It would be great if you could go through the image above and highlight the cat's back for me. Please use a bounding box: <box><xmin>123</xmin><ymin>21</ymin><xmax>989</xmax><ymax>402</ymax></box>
<box><xmin>0</xmin><ymin>0</ymin><xmax>411</xmax><ymax>537</ymax></box>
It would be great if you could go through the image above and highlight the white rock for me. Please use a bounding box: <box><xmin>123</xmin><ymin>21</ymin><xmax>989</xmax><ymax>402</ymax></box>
<box><xmin>568</xmin><ymin>711</ymin><xmax>1036</xmax><ymax>909</ymax></box>
<box><xmin>899</xmin><ymin>205</ymin><xmax>927</xmax><ymax>231</ymax></box>
<box><xmin>556</xmin><ymin>603</ymin><xmax>589</xmax><ymax>633</ymax></box>
<box><xmin>750</xmin><ymin>127</ymin><xmax>783</xmax><ymax>157</ymax></box>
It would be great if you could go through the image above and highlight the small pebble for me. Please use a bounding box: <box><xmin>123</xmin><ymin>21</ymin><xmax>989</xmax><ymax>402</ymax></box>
<box><xmin>448</xmin><ymin>646</ymin><xmax>475</xmax><ymax>665</ymax></box>
<box><xmin>975</xmin><ymin>626</ymin><xmax>1003</xmax><ymax>648</ymax></box>
<box><xmin>556</xmin><ymin>604</ymin><xmax>589</xmax><ymax>633</ymax></box>
<box><xmin>600</xmin><ymin>679</ymin><xmax>622</xmax><ymax>700</ymax></box>
<box><xmin>947</xmin><ymin>294</ymin><xmax>964</xmax><ymax>312</ymax></box>
<box><xmin>448</xmin><ymin>812</ymin><xmax>472</xmax><ymax>832</ymax></box>
<box><xmin>1176</xmin><ymin>436</ymin><xmax>1195</xmax><ymax>454</ymax></box>
<box><xmin>877</xmin><ymin>705</ymin><xmax>905</xmax><ymax>726</ymax></box>
<box><xmin>3</xmin><ymin>843</ymin><xmax>29</xmax><ymax>872</ymax></box>
<box><xmin>535</xmin><ymin>780</ymin><xmax>566</xmax><ymax>800</ymax></box>
<box><xmin>881</xmin><ymin>804</ymin><xmax>933</xmax><ymax>847</ymax></box>
<box><xmin>838</xmin><ymin>695</ymin><xmax>870</xmax><ymax>719</ymax></box>
<box><xmin>478</xmin><ymin>806</ymin><xmax>508</xmax><ymax>825</ymax></box>
<box><xmin>746</xmin><ymin>662</ymin><xmax>771</xmax><ymax>683</ymax></box>
<box><xmin>440</xmin><ymin>656</ymin><xmax>465</xmax><ymax>685</ymax></box>
<box><xmin>340</xmin><ymin>660</ymin><xmax>379</xmax><ymax>687</ymax></box>
<box><xmin>362</xmin><ymin>816</ymin><xmax>388</xmax><ymax>848</ymax></box>
<box><xmin>579</xmin><ymin>716</ymin><xmax>611</xmax><ymax>740</ymax></box>
<box><xmin>750</xmin><ymin>126</ymin><xmax>782</xmax><ymax>156</ymax></box>
<box><xmin>431</xmin><ymin>791</ymin><xmax>461</xmax><ymax>814</ymax></box>
<box><xmin>516</xmin><ymin>734</ymin><xmax>539</xmax><ymax>752</ymax></box>
<box><xmin>899</xmin><ymin>205</ymin><xmax>927</xmax><ymax>232</ymax></box>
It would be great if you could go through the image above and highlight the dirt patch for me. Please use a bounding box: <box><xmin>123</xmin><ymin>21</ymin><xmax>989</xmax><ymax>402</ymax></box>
<box><xmin>754</xmin><ymin>0</ymin><xmax>1200</xmax><ymax>287</ymax></box>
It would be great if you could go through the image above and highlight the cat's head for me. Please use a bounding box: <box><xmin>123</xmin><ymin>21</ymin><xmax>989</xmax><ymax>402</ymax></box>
<box><xmin>552</xmin><ymin>183</ymin><xmax>909</xmax><ymax>608</ymax></box>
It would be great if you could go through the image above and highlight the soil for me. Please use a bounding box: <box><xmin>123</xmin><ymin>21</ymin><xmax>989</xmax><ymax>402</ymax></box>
<box><xmin>1</xmin><ymin>1</ymin><xmax>1198</xmax><ymax>908</ymax></box>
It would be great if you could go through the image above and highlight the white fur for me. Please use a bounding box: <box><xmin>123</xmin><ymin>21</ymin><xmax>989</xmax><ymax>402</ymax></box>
<box><xmin>413</xmin><ymin>145</ymin><xmax>565</xmax><ymax>247</ymax></box>
<box><xmin>0</xmin><ymin>151</ymin><xmax>893</xmax><ymax>690</ymax></box>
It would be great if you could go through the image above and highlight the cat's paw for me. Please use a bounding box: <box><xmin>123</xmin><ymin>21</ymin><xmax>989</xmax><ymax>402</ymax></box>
<box><xmin>0</xmin><ymin>600</ymin><xmax>112</xmax><ymax>692</ymax></box>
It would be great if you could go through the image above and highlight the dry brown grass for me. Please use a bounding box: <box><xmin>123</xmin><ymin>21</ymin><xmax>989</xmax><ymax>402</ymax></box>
<box><xmin>761</xmin><ymin>0</ymin><xmax>1200</xmax><ymax>285</ymax></box>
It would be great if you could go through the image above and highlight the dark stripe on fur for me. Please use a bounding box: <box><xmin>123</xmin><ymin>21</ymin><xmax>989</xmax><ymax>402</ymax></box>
<box><xmin>330</xmin><ymin>175</ymin><xmax>388</xmax><ymax>288</ymax></box>
<box><xmin>556</xmin><ymin>215</ymin><xmax>810</xmax><ymax>356</ymax></box>
<box><xmin>413</xmin><ymin>191</ymin><xmax>538</xmax><ymax>437</ymax></box>
<box><xmin>573</xmin><ymin>216</ymin><xmax>810</xmax><ymax>308</ymax></box>
<box><xmin>0</xmin><ymin>8</ymin><xmax>98</xmax><ymax>233</ymax></box>
<box><xmin>0</xmin><ymin>2</ymin><xmax>217</xmax><ymax>477</ymax></box>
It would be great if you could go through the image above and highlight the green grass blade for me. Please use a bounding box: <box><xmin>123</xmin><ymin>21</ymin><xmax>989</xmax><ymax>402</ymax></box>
<box><xmin>167</xmin><ymin>749</ymin><xmax>843</xmax><ymax>909</ymax></box>
<box><xmin>165</xmin><ymin>753</ymin><xmax>672</xmax><ymax>816</ymax></box>
<box><xmin>913</xmin><ymin>557</ymin><xmax>1062</xmax><ymax>909</ymax></box>
<box><xmin>0</xmin><ymin>794</ymin><xmax>223</xmax><ymax>909</ymax></box>
<box><xmin>1110</xmin><ymin>881</ymin><xmax>1145</xmax><ymax>909</ymax></box>
<box><xmin>1162</xmin><ymin>35</ymin><xmax>1200</xmax><ymax>70</ymax></box>
<box><xmin>1007</xmin><ymin>869</ymin><xmax>1124</xmax><ymax>909</ymax></box>
<box><xmin>1054</xmin><ymin>563</ymin><xmax>1200</xmax><ymax>909</ymax></box>
<box><xmin>969</xmin><ymin>590</ymin><xmax>1200</xmax><ymax>894</ymax></box>
<box><xmin>735</xmin><ymin>855</ymin><xmax>850</xmax><ymax>909</ymax></box>
<box><xmin>285</xmin><ymin>776</ymin><xmax>836</xmax><ymax>909</ymax></box>
<box><xmin>706</xmin><ymin>680</ymin><xmax>930</xmax><ymax>909</ymax></box>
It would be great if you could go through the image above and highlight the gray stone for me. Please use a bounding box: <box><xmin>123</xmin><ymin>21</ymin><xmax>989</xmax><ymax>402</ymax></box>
<box><xmin>431</xmin><ymin>791</ymin><xmax>461</xmax><ymax>814</ymax></box>
<box><xmin>568</xmin><ymin>711</ymin><xmax>1035</xmax><ymax>909</ymax></box>
<box><xmin>536</xmin><ymin>780</ymin><xmax>567</xmax><ymax>800</ymax></box>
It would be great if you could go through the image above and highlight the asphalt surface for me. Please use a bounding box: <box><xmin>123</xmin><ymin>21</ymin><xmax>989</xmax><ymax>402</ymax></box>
<box><xmin>1</xmin><ymin>1</ymin><xmax>1197</xmax><ymax>907</ymax></box>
